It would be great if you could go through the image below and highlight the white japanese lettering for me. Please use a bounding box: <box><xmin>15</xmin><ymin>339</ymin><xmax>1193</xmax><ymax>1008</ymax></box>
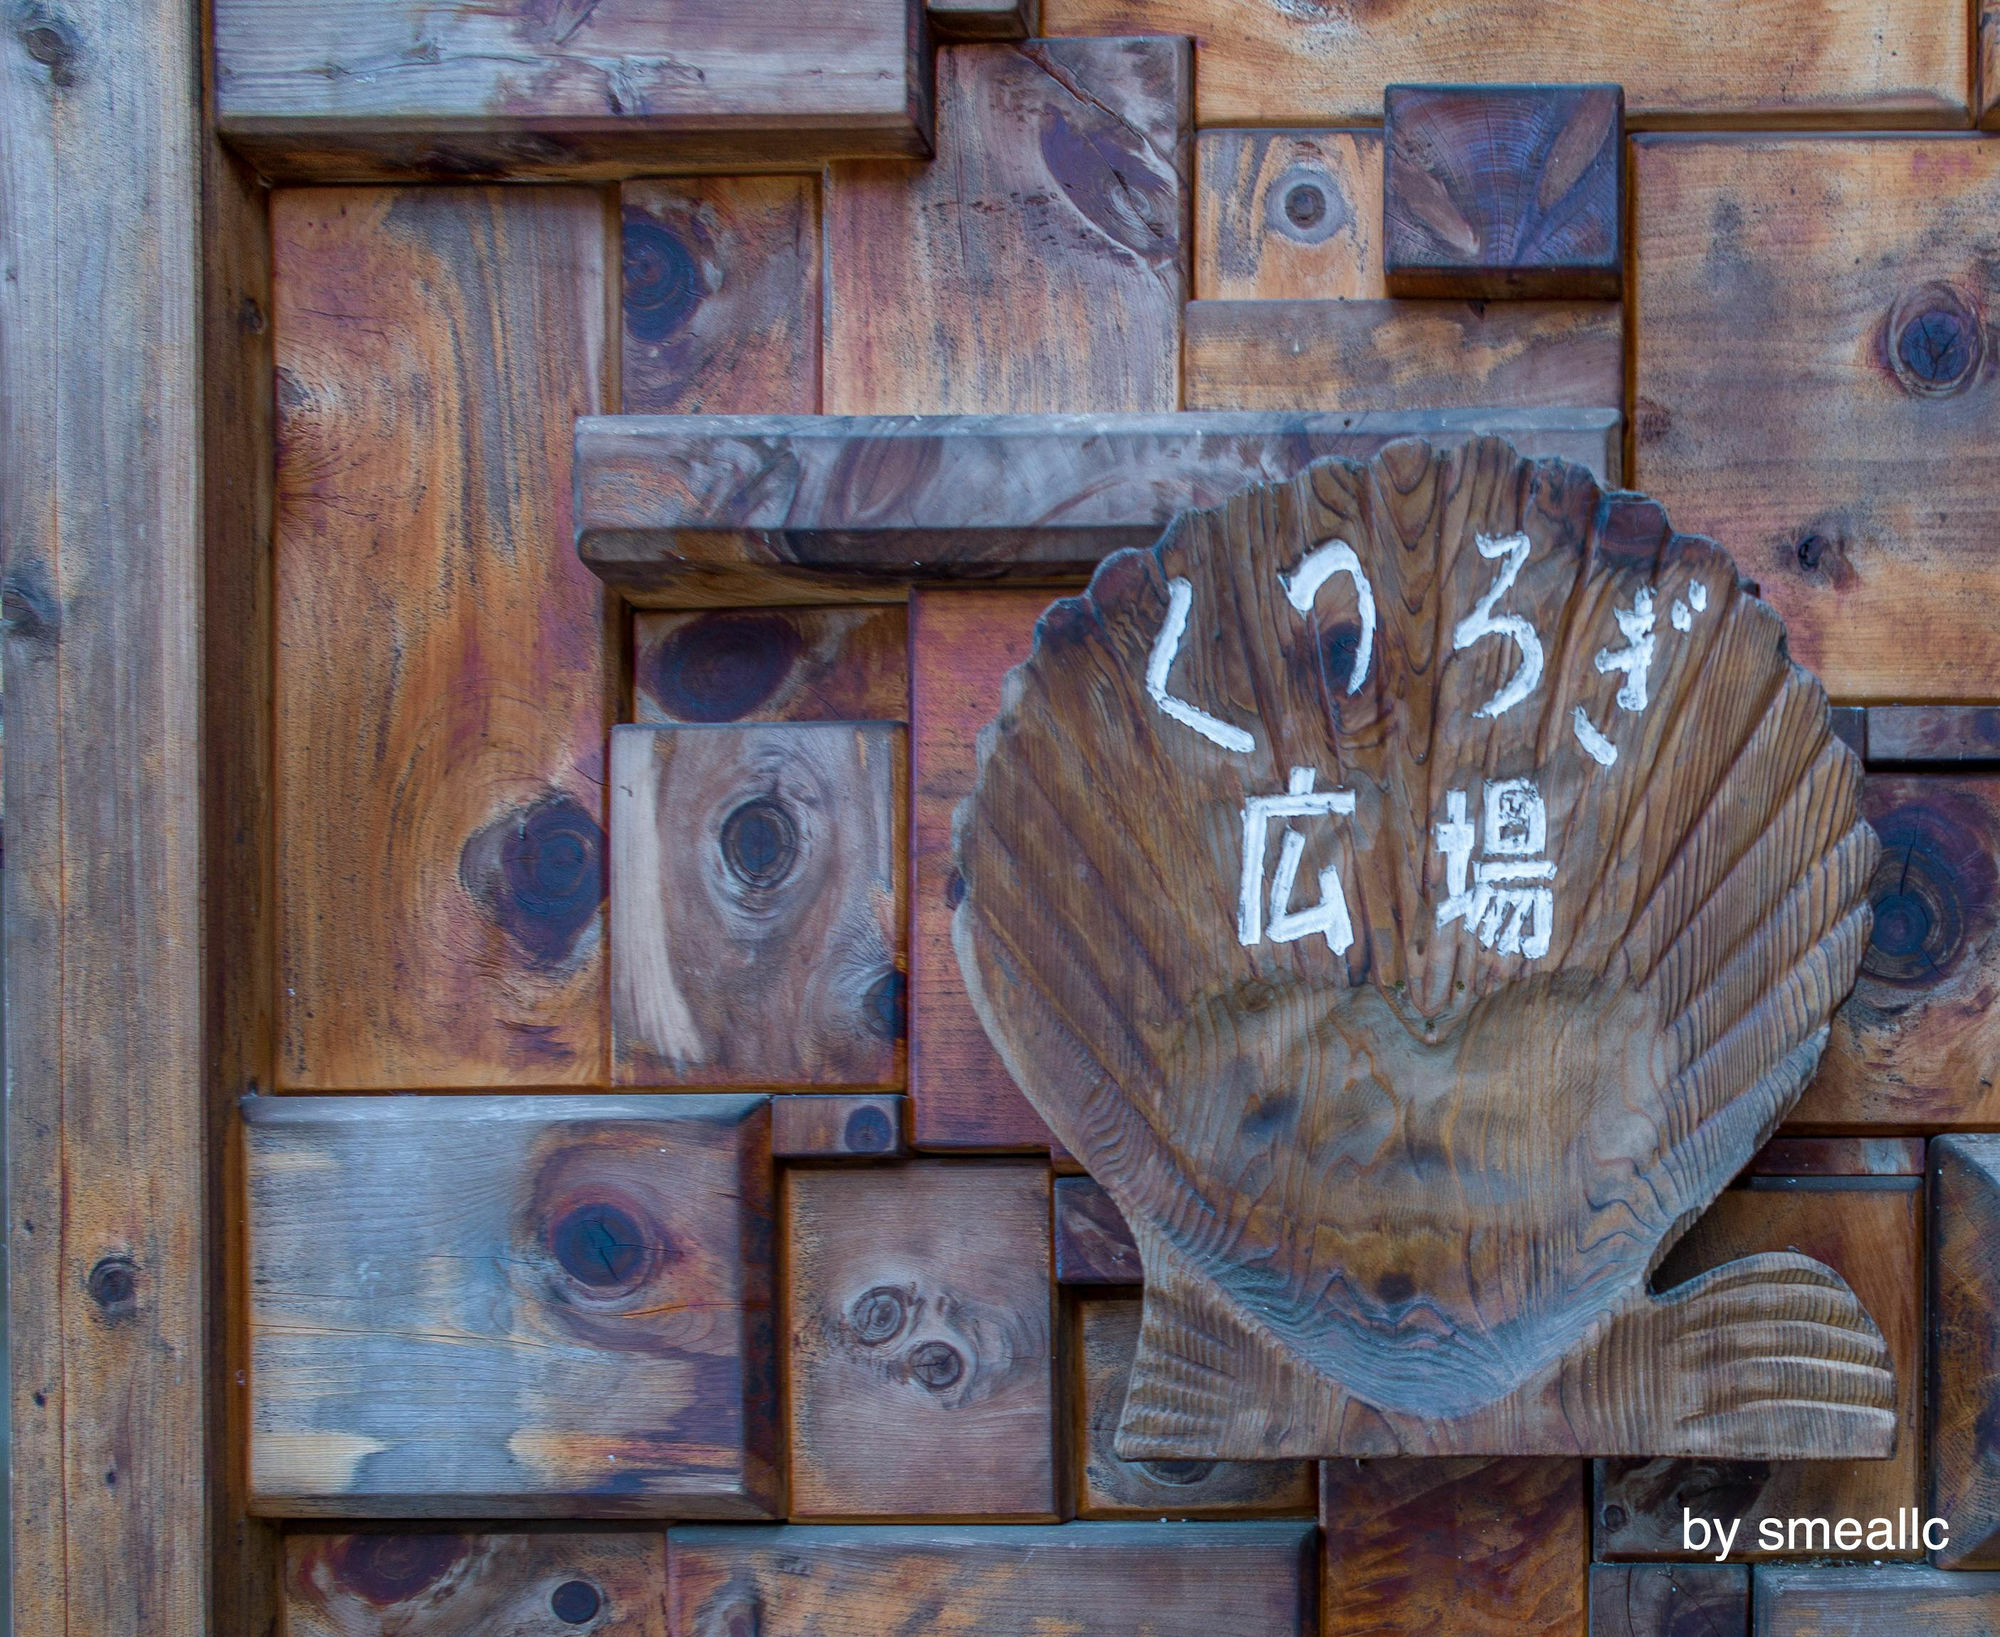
<box><xmin>1282</xmin><ymin>538</ymin><xmax>1376</xmax><ymax>695</ymax></box>
<box><xmin>1452</xmin><ymin>532</ymin><xmax>1544</xmax><ymax>719</ymax></box>
<box><xmin>1146</xmin><ymin>577</ymin><xmax>1256</xmax><ymax>754</ymax></box>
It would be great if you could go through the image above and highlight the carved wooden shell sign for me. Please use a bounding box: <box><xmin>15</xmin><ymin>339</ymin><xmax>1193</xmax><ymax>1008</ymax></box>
<box><xmin>952</xmin><ymin>438</ymin><xmax>1893</xmax><ymax>1459</ymax></box>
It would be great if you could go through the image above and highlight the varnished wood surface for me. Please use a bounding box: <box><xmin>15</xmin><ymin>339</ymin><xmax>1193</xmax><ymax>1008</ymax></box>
<box><xmin>1753</xmin><ymin>1566</ymin><xmax>2000</xmax><ymax>1634</ymax></box>
<box><xmin>633</xmin><ymin>607</ymin><xmax>906</xmax><ymax>726</ymax></box>
<box><xmin>773</xmin><ymin>1095</ymin><xmax>909</xmax><ymax>1160</ymax></box>
<box><xmin>1932</xmin><ymin>1136</ymin><xmax>2000</xmax><ymax>1567</ymax></box>
<box><xmin>826</xmin><ymin>38</ymin><xmax>1190</xmax><ymax>415</ymax></box>
<box><xmin>246</xmin><ymin>1094</ymin><xmax>780</xmax><ymax>1517</ymax></box>
<box><xmin>1590</xmin><ymin>1564</ymin><xmax>1748</xmax><ymax>1636</ymax></box>
<box><xmin>275</xmin><ymin>187</ymin><xmax>613</xmax><ymax>1088</ymax></box>
<box><xmin>1195</xmin><ymin>130</ymin><xmax>1384</xmax><ymax>301</ymax></box>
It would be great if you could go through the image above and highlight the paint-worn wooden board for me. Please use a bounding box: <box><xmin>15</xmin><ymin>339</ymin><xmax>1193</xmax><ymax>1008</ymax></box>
<box><xmin>1184</xmin><ymin>300</ymin><xmax>1623</xmax><ymax>414</ymax></box>
<box><xmin>575</xmin><ymin>410</ymin><xmax>1622</xmax><ymax>605</ymax></box>
<box><xmin>1632</xmin><ymin>137</ymin><xmax>2000</xmax><ymax>704</ymax></box>
<box><xmin>1321</xmin><ymin>1459</ymin><xmax>1588</xmax><ymax>1635</ymax></box>
<box><xmin>784</xmin><ymin>1160</ymin><xmax>1057</xmax><ymax>1518</ymax></box>
<box><xmin>632</xmin><ymin>607</ymin><xmax>906</xmax><ymax>726</ymax></box>
<box><xmin>610</xmin><ymin>723</ymin><xmax>905</xmax><ymax>1088</ymax></box>
<box><xmin>929</xmin><ymin>0</ymin><xmax>1038</xmax><ymax>38</ymax></box>
<box><xmin>245</xmin><ymin>1094</ymin><xmax>780</xmax><ymax>1518</ymax></box>
<box><xmin>1753</xmin><ymin>1567</ymin><xmax>2000</xmax><ymax>1634</ymax></box>
<box><xmin>284</xmin><ymin>1532</ymin><xmax>667</xmax><ymax>1634</ymax></box>
<box><xmin>773</xmin><ymin>1095</ymin><xmax>908</xmax><ymax>1160</ymax></box>
<box><xmin>1075</xmin><ymin>1298</ymin><xmax>1315</xmax><ymax>1517</ymax></box>
<box><xmin>1868</xmin><ymin>706</ymin><xmax>2000</xmax><ymax>765</ymax></box>
<box><xmin>1194</xmin><ymin>130</ymin><xmax>1384</xmax><ymax>301</ymax></box>
<box><xmin>1054</xmin><ymin>1176</ymin><xmax>1141</xmax><ymax>1285</ymax></box>
<box><xmin>275</xmin><ymin>187</ymin><xmax>612</xmax><ymax>1088</ymax></box>
<box><xmin>215</xmin><ymin>0</ymin><xmax>931</xmax><ymax>179</ymax></box>
<box><xmin>668</xmin><ymin>1523</ymin><xmax>1319</xmax><ymax>1633</ymax></box>
<box><xmin>620</xmin><ymin>178</ymin><xmax>820</xmax><ymax>416</ymax></box>
<box><xmin>1931</xmin><ymin>1136</ymin><xmax>2000</xmax><ymax>1568</ymax></box>
<box><xmin>825</xmin><ymin>38</ymin><xmax>1190</xmax><ymax>415</ymax></box>
<box><xmin>1595</xmin><ymin>1176</ymin><xmax>1922</xmax><ymax>1560</ymax></box>
<box><xmin>1590</xmin><ymin>1564</ymin><xmax>1748</xmax><ymax>1637</ymax></box>
<box><xmin>1791</xmin><ymin>777</ymin><xmax>2000</xmax><ymax>1130</ymax></box>
<box><xmin>1039</xmin><ymin>0</ymin><xmax>1965</xmax><ymax>127</ymax></box>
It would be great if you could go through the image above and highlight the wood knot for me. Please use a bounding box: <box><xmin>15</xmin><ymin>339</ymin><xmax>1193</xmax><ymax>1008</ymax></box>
<box><xmin>331</xmin><ymin>1534</ymin><xmax>466</xmax><ymax>1606</ymax></box>
<box><xmin>720</xmin><ymin>796</ymin><xmax>797</xmax><ymax>889</ymax></box>
<box><xmin>1</xmin><ymin>565</ymin><xmax>59</xmax><ymax>644</ymax></box>
<box><xmin>1862</xmin><ymin>795</ymin><xmax>1994</xmax><ymax>988</ymax></box>
<box><xmin>1138</xmin><ymin>1457</ymin><xmax>1217</xmax><ymax>1486</ymax></box>
<box><xmin>1038</xmin><ymin>106</ymin><xmax>1177</xmax><ymax>265</ymax></box>
<box><xmin>460</xmin><ymin>793</ymin><xmax>605</xmax><ymax>967</ymax></box>
<box><xmin>12</xmin><ymin>4</ymin><xmax>80</xmax><ymax>87</ymax></box>
<box><xmin>906</xmin><ymin>1338</ymin><xmax>965</xmax><ymax>1391</ymax></box>
<box><xmin>550</xmin><ymin>1202</ymin><xmax>650</xmax><ymax>1289</ymax></box>
<box><xmin>86</xmin><ymin>1254</ymin><xmax>138</xmax><ymax>1317</ymax></box>
<box><xmin>550</xmin><ymin>1579</ymin><xmax>603</xmax><ymax>1625</ymax></box>
<box><xmin>847</xmin><ymin>1284</ymin><xmax>910</xmax><ymax>1345</ymax></box>
<box><xmin>842</xmin><ymin>1102</ymin><xmax>894</xmax><ymax>1154</ymax></box>
<box><xmin>1268</xmin><ymin>165</ymin><xmax>1349</xmax><ymax>245</ymax></box>
<box><xmin>648</xmin><ymin>612</ymin><xmax>801</xmax><ymax>722</ymax></box>
<box><xmin>622</xmin><ymin>220</ymin><xmax>702</xmax><ymax>344</ymax></box>
<box><xmin>862</xmin><ymin>968</ymin><xmax>906</xmax><ymax>1041</ymax></box>
<box><xmin>1886</xmin><ymin>282</ymin><xmax>1985</xmax><ymax>398</ymax></box>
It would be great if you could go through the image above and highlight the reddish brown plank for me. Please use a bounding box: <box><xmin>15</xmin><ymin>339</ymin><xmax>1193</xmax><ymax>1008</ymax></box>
<box><xmin>771</xmin><ymin>1094</ymin><xmax>908</xmax><ymax>1160</ymax></box>
<box><xmin>1747</xmin><ymin>1137</ymin><xmax>1925</xmax><ymax>1177</ymax></box>
<box><xmin>1868</xmin><ymin>706</ymin><xmax>2000</xmax><ymax>765</ymax></box>
<box><xmin>1194</xmin><ymin>129</ymin><xmax>1384</xmax><ymax>301</ymax></box>
<box><xmin>1054</xmin><ymin>1176</ymin><xmax>1140</xmax><ymax>1286</ymax></box>
<box><xmin>632</xmin><ymin>607</ymin><xmax>906</xmax><ymax>726</ymax></box>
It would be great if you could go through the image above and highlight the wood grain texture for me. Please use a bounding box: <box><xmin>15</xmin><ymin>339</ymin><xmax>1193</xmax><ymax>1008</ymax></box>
<box><xmin>1054</xmin><ymin>1176</ymin><xmax>1141</xmax><ymax>1285</ymax></box>
<box><xmin>954</xmin><ymin>438</ymin><xmax>1888</xmax><ymax>1458</ymax></box>
<box><xmin>284</xmin><ymin>1532</ymin><xmax>667</xmax><ymax>1634</ymax></box>
<box><xmin>632</xmin><ymin>607</ymin><xmax>906</xmax><ymax>726</ymax></box>
<box><xmin>1931</xmin><ymin>1136</ymin><xmax>2000</xmax><ymax>1567</ymax></box>
<box><xmin>1868</xmin><ymin>706</ymin><xmax>2000</xmax><ymax>765</ymax></box>
<box><xmin>1194</xmin><ymin>129</ymin><xmax>1384</xmax><ymax>301</ymax></box>
<box><xmin>669</xmin><ymin>1522</ymin><xmax>1319</xmax><ymax>1634</ymax></box>
<box><xmin>1184</xmin><ymin>299</ymin><xmax>1623</xmax><ymax>414</ymax></box>
<box><xmin>610</xmin><ymin>723</ymin><xmax>904</xmax><ymax>1088</ymax></box>
<box><xmin>1632</xmin><ymin>137</ymin><xmax>2000</xmax><ymax>703</ymax></box>
<box><xmin>773</xmin><ymin>1095</ymin><xmax>908</xmax><ymax>1160</ymax></box>
<box><xmin>1076</xmin><ymin>1298</ymin><xmax>1315</xmax><ymax>1517</ymax></box>
<box><xmin>245</xmin><ymin>1094</ymin><xmax>780</xmax><ymax>1518</ymax></box>
<box><xmin>1384</xmin><ymin>85</ymin><xmax>1623</xmax><ymax>300</ymax></box>
<box><xmin>1753</xmin><ymin>1567</ymin><xmax>2000</xmax><ymax>1635</ymax></box>
<box><xmin>825</xmin><ymin>37</ymin><xmax>1190</xmax><ymax>415</ymax></box>
<box><xmin>929</xmin><ymin>0</ymin><xmax>1038</xmax><ymax>38</ymax></box>
<box><xmin>1747</xmin><ymin>1137</ymin><xmax>1924</xmax><ymax>1177</ymax></box>
<box><xmin>1321</xmin><ymin>1458</ymin><xmax>1588</xmax><ymax>1635</ymax></box>
<box><xmin>1791</xmin><ymin>777</ymin><xmax>2000</xmax><ymax>1129</ymax></box>
<box><xmin>620</xmin><ymin>178</ymin><xmax>819</xmax><ymax>416</ymax></box>
<box><xmin>1985</xmin><ymin>7</ymin><xmax>1998</xmax><ymax>129</ymax></box>
<box><xmin>576</xmin><ymin>410</ymin><xmax>1623</xmax><ymax>604</ymax></box>
<box><xmin>1590</xmin><ymin>1564</ymin><xmax>1747</xmax><ymax>1637</ymax></box>
<box><xmin>1038</xmin><ymin>0</ymin><xmax>1966</xmax><ymax>126</ymax></box>
<box><xmin>275</xmin><ymin>187</ymin><xmax>613</xmax><ymax>1088</ymax></box>
<box><xmin>784</xmin><ymin>1161</ymin><xmax>1056</xmax><ymax>1518</ymax></box>
<box><xmin>215</xmin><ymin>0</ymin><xmax>932</xmax><ymax>178</ymax></box>
<box><xmin>1595</xmin><ymin>1179</ymin><xmax>1922</xmax><ymax>1560</ymax></box>
<box><xmin>912</xmin><ymin>589</ymin><xmax>1054</xmax><ymax>1150</ymax></box>
<box><xmin>2</xmin><ymin>0</ymin><xmax>209</xmax><ymax>1624</ymax></box>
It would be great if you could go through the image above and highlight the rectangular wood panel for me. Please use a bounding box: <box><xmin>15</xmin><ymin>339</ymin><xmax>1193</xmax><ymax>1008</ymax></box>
<box><xmin>1632</xmin><ymin>137</ymin><xmax>2000</xmax><ymax>702</ymax></box>
<box><xmin>274</xmin><ymin>187</ymin><xmax>613</xmax><ymax>1088</ymax></box>
<box><xmin>1194</xmin><ymin>130</ymin><xmax>1384</xmax><ymax>301</ymax></box>
<box><xmin>1590</xmin><ymin>1564</ymin><xmax>1748</xmax><ymax>1637</ymax></box>
<box><xmin>771</xmin><ymin>1094</ymin><xmax>908</xmax><ymax>1160</ymax></box>
<box><xmin>1868</xmin><ymin>706</ymin><xmax>2000</xmax><ymax>765</ymax></box>
<box><xmin>1754</xmin><ymin>1566</ymin><xmax>2000</xmax><ymax>1635</ymax></box>
<box><xmin>1931</xmin><ymin>1136</ymin><xmax>2000</xmax><ymax>1568</ymax></box>
<box><xmin>632</xmin><ymin>607</ymin><xmax>907</xmax><ymax>725</ymax></box>
<box><xmin>246</xmin><ymin>1094</ymin><xmax>780</xmax><ymax>1518</ymax></box>
<box><xmin>929</xmin><ymin>0</ymin><xmax>1039</xmax><ymax>37</ymax></box>
<box><xmin>1054</xmin><ymin>1175</ymin><xmax>1141</xmax><ymax>1285</ymax></box>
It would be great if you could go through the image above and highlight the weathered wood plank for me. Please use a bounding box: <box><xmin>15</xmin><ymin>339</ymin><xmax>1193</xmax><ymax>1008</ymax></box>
<box><xmin>1321</xmin><ymin>1459</ymin><xmax>1588</xmax><ymax>1634</ymax></box>
<box><xmin>245</xmin><ymin>1094</ymin><xmax>780</xmax><ymax>1518</ymax></box>
<box><xmin>1792</xmin><ymin>777</ymin><xmax>2000</xmax><ymax>1129</ymax></box>
<box><xmin>1632</xmin><ymin>137</ymin><xmax>2000</xmax><ymax>703</ymax></box>
<box><xmin>1984</xmin><ymin>9</ymin><xmax>1999</xmax><ymax>130</ymax></box>
<box><xmin>1753</xmin><ymin>1567</ymin><xmax>2000</xmax><ymax>1634</ymax></box>
<box><xmin>284</xmin><ymin>1531</ymin><xmax>667</xmax><ymax>1634</ymax></box>
<box><xmin>826</xmin><ymin>38</ymin><xmax>1190</xmax><ymax>415</ymax></box>
<box><xmin>1075</xmin><ymin>1298</ymin><xmax>1315</xmax><ymax>1517</ymax></box>
<box><xmin>784</xmin><ymin>1161</ymin><xmax>1056</xmax><ymax>1517</ymax></box>
<box><xmin>1868</xmin><ymin>706</ymin><xmax>2000</xmax><ymax>765</ymax></box>
<box><xmin>1747</xmin><ymin>1137</ymin><xmax>1925</xmax><ymax>1177</ymax></box>
<box><xmin>1194</xmin><ymin>129</ymin><xmax>1384</xmax><ymax>301</ymax></box>
<box><xmin>1589</xmin><ymin>1564</ymin><xmax>1748</xmax><ymax>1637</ymax></box>
<box><xmin>668</xmin><ymin>1523</ymin><xmax>1319</xmax><ymax>1633</ymax></box>
<box><xmin>929</xmin><ymin>0</ymin><xmax>1038</xmax><ymax>38</ymax></box>
<box><xmin>1039</xmin><ymin>0</ymin><xmax>1966</xmax><ymax>126</ymax></box>
<box><xmin>620</xmin><ymin>177</ymin><xmax>820</xmax><ymax>417</ymax></box>
<box><xmin>575</xmin><ymin>410</ymin><xmax>1623</xmax><ymax>604</ymax></box>
<box><xmin>215</xmin><ymin>0</ymin><xmax>932</xmax><ymax>179</ymax></box>
<box><xmin>1931</xmin><ymin>1136</ymin><xmax>2000</xmax><ymax>1567</ymax></box>
<box><xmin>610</xmin><ymin>723</ymin><xmax>905</xmax><ymax>1088</ymax></box>
<box><xmin>1054</xmin><ymin>1175</ymin><xmax>1140</xmax><ymax>1285</ymax></box>
<box><xmin>632</xmin><ymin>607</ymin><xmax>906</xmax><ymax>725</ymax></box>
<box><xmin>771</xmin><ymin>1095</ymin><xmax>908</xmax><ymax>1160</ymax></box>
<box><xmin>1184</xmin><ymin>299</ymin><xmax>1623</xmax><ymax>413</ymax></box>
<box><xmin>275</xmin><ymin>187</ymin><xmax>613</xmax><ymax>1088</ymax></box>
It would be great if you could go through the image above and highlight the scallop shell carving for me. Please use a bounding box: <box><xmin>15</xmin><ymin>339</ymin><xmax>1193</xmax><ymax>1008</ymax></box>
<box><xmin>952</xmin><ymin>438</ymin><xmax>1892</xmax><ymax>1459</ymax></box>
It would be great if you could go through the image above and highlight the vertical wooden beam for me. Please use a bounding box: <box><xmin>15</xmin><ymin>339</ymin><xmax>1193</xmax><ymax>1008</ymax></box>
<box><xmin>2</xmin><ymin>1</ymin><xmax>208</xmax><ymax>1632</ymax></box>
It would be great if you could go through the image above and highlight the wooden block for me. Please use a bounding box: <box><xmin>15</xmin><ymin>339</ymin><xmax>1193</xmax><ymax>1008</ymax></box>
<box><xmin>911</xmin><ymin>589</ymin><xmax>1052</xmax><ymax>1150</ymax></box>
<box><xmin>215</xmin><ymin>0</ymin><xmax>931</xmax><ymax>179</ymax></box>
<box><xmin>1590</xmin><ymin>1564</ymin><xmax>1747</xmax><ymax>1637</ymax></box>
<box><xmin>784</xmin><ymin>1160</ymin><xmax>1056</xmax><ymax>1518</ymax></box>
<box><xmin>610</xmin><ymin>722</ymin><xmax>904</xmax><ymax>1088</ymax></box>
<box><xmin>1986</xmin><ymin>8</ymin><xmax>1999</xmax><ymax>130</ymax></box>
<box><xmin>1932</xmin><ymin>1136</ymin><xmax>2000</xmax><ymax>1567</ymax></box>
<box><xmin>772</xmin><ymin>1095</ymin><xmax>908</xmax><ymax>1160</ymax></box>
<box><xmin>1038</xmin><ymin>0</ymin><xmax>1965</xmax><ymax>127</ymax></box>
<box><xmin>1383</xmin><ymin>85</ymin><xmax>1623</xmax><ymax>300</ymax></box>
<box><xmin>669</xmin><ymin>1522</ymin><xmax>1318</xmax><ymax>1632</ymax></box>
<box><xmin>1075</xmin><ymin>1298</ymin><xmax>1314</xmax><ymax>1517</ymax></box>
<box><xmin>575</xmin><ymin>409</ymin><xmax>1624</xmax><ymax>604</ymax></box>
<box><xmin>1184</xmin><ymin>298</ymin><xmax>1623</xmax><ymax>413</ymax></box>
<box><xmin>1869</xmin><ymin>706</ymin><xmax>2000</xmax><ymax>765</ymax></box>
<box><xmin>632</xmin><ymin>607</ymin><xmax>906</xmax><ymax>725</ymax></box>
<box><xmin>1754</xmin><ymin>1566</ymin><xmax>2000</xmax><ymax>1634</ymax></box>
<box><xmin>929</xmin><ymin>0</ymin><xmax>1039</xmax><ymax>38</ymax></box>
<box><xmin>1830</xmin><ymin>704</ymin><xmax>1869</xmax><ymax>760</ymax></box>
<box><xmin>245</xmin><ymin>1094</ymin><xmax>779</xmax><ymax>1518</ymax></box>
<box><xmin>1594</xmin><ymin>1179</ymin><xmax>1922</xmax><ymax>1560</ymax></box>
<box><xmin>620</xmin><ymin>178</ymin><xmax>819</xmax><ymax>417</ymax></box>
<box><xmin>1193</xmin><ymin>129</ymin><xmax>1384</xmax><ymax>300</ymax></box>
<box><xmin>1321</xmin><ymin>1459</ymin><xmax>1588</xmax><ymax>1634</ymax></box>
<box><xmin>284</xmin><ymin>1531</ymin><xmax>666</xmax><ymax>1634</ymax></box>
<box><xmin>1791</xmin><ymin>776</ymin><xmax>2000</xmax><ymax>1128</ymax></box>
<box><xmin>1747</xmin><ymin>1137</ymin><xmax>1925</xmax><ymax>1177</ymax></box>
<box><xmin>1054</xmin><ymin>1176</ymin><xmax>1140</xmax><ymax>1285</ymax></box>
<box><xmin>1632</xmin><ymin>137</ymin><xmax>2000</xmax><ymax>703</ymax></box>
<box><xmin>275</xmin><ymin>187</ymin><xmax>611</xmax><ymax>1088</ymax></box>
<box><xmin>826</xmin><ymin>38</ymin><xmax>1190</xmax><ymax>414</ymax></box>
